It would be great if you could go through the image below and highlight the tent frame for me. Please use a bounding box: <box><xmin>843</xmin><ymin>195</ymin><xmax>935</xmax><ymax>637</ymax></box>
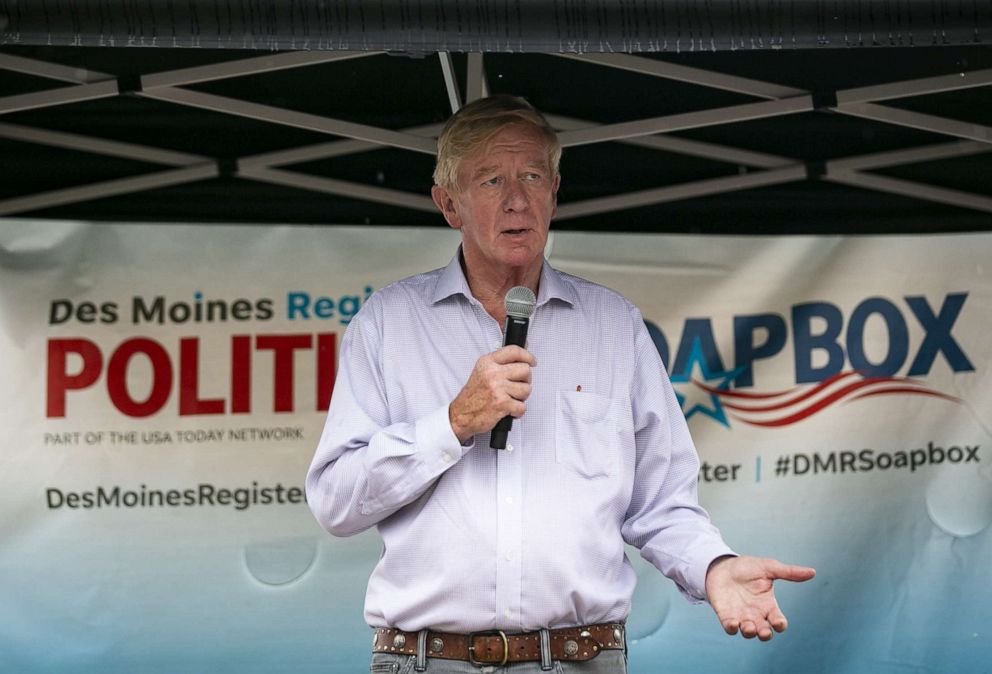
<box><xmin>1</xmin><ymin>49</ymin><xmax>991</xmax><ymax>219</ymax></box>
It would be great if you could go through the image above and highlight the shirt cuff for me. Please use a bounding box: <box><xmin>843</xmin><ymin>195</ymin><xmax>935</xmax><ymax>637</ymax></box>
<box><xmin>683</xmin><ymin>543</ymin><xmax>738</xmax><ymax>604</ymax></box>
<box><xmin>415</xmin><ymin>404</ymin><xmax>474</xmax><ymax>475</ymax></box>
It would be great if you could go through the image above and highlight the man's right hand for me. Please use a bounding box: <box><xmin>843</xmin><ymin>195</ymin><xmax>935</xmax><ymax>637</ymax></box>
<box><xmin>449</xmin><ymin>345</ymin><xmax>536</xmax><ymax>444</ymax></box>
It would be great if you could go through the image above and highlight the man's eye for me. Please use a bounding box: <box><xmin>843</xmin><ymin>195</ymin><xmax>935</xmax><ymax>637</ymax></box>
<box><xmin>483</xmin><ymin>177</ymin><xmax>501</xmax><ymax>186</ymax></box>
<box><xmin>523</xmin><ymin>173</ymin><xmax>542</xmax><ymax>181</ymax></box>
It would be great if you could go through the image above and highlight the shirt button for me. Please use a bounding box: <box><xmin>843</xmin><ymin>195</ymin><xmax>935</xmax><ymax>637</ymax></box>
<box><xmin>504</xmin><ymin>609</ymin><xmax>513</xmax><ymax>620</ymax></box>
<box><xmin>505</xmin><ymin>550</ymin><xmax>515</xmax><ymax>561</ymax></box>
<box><xmin>506</xmin><ymin>443</ymin><xmax>514</xmax><ymax>453</ymax></box>
<box><xmin>505</xmin><ymin>496</ymin><xmax>514</xmax><ymax>505</ymax></box>
<box><xmin>441</xmin><ymin>452</ymin><xmax>452</xmax><ymax>463</ymax></box>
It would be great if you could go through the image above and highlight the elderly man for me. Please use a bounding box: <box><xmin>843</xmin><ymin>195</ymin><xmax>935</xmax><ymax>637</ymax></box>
<box><xmin>306</xmin><ymin>95</ymin><xmax>815</xmax><ymax>673</ymax></box>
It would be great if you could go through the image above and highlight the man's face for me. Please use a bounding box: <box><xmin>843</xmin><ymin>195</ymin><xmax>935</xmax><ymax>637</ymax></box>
<box><xmin>432</xmin><ymin>123</ymin><xmax>560</xmax><ymax>276</ymax></box>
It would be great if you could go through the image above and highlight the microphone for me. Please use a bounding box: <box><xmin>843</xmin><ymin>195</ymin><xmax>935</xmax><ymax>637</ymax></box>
<box><xmin>490</xmin><ymin>286</ymin><xmax>537</xmax><ymax>449</ymax></box>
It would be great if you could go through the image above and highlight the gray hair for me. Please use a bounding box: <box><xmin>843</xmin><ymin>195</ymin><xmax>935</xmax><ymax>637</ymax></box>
<box><xmin>433</xmin><ymin>95</ymin><xmax>561</xmax><ymax>192</ymax></box>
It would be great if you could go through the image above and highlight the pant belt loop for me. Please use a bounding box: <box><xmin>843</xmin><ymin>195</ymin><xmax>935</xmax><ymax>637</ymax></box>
<box><xmin>415</xmin><ymin>629</ymin><xmax>428</xmax><ymax>672</ymax></box>
<box><xmin>539</xmin><ymin>628</ymin><xmax>554</xmax><ymax>671</ymax></box>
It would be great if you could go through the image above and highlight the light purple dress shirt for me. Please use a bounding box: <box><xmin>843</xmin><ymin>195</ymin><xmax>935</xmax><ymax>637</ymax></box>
<box><xmin>306</xmin><ymin>251</ymin><xmax>734</xmax><ymax>633</ymax></box>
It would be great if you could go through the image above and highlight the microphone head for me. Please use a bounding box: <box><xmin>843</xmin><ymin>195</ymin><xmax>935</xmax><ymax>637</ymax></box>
<box><xmin>504</xmin><ymin>286</ymin><xmax>537</xmax><ymax>319</ymax></box>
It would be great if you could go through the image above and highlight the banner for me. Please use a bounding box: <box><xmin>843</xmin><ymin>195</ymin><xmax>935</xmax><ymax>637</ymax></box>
<box><xmin>0</xmin><ymin>222</ymin><xmax>989</xmax><ymax>673</ymax></box>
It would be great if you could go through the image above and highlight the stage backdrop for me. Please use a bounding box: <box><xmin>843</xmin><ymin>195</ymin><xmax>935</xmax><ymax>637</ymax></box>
<box><xmin>0</xmin><ymin>222</ymin><xmax>989</xmax><ymax>673</ymax></box>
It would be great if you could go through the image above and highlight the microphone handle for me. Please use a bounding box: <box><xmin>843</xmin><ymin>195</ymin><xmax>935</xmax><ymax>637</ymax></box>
<box><xmin>490</xmin><ymin>314</ymin><xmax>530</xmax><ymax>449</ymax></box>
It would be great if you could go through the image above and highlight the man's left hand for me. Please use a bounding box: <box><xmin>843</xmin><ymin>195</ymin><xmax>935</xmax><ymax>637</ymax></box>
<box><xmin>704</xmin><ymin>555</ymin><xmax>816</xmax><ymax>641</ymax></box>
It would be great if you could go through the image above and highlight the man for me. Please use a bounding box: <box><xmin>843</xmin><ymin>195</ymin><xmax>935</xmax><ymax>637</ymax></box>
<box><xmin>306</xmin><ymin>95</ymin><xmax>815</xmax><ymax>672</ymax></box>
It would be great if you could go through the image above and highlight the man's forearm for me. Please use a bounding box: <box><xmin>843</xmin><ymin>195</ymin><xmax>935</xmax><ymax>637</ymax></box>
<box><xmin>306</xmin><ymin>403</ymin><xmax>471</xmax><ymax>537</ymax></box>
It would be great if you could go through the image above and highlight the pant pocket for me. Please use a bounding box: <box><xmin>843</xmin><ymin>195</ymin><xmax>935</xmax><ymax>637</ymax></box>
<box><xmin>370</xmin><ymin>663</ymin><xmax>399</xmax><ymax>674</ymax></box>
<box><xmin>370</xmin><ymin>653</ymin><xmax>404</xmax><ymax>673</ymax></box>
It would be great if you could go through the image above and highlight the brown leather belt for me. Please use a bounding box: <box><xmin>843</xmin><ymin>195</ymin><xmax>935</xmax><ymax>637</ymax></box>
<box><xmin>373</xmin><ymin>623</ymin><xmax>625</xmax><ymax>666</ymax></box>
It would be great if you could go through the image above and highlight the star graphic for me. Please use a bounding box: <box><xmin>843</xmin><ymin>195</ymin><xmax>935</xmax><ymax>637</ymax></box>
<box><xmin>669</xmin><ymin>341</ymin><xmax>746</xmax><ymax>428</ymax></box>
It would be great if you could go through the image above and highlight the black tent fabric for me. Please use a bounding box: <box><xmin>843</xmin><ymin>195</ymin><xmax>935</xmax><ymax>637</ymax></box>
<box><xmin>3</xmin><ymin>1</ymin><xmax>991</xmax><ymax>51</ymax></box>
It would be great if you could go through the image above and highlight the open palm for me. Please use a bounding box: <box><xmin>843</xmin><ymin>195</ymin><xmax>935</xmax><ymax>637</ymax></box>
<box><xmin>705</xmin><ymin>555</ymin><xmax>816</xmax><ymax>641</ymax></box>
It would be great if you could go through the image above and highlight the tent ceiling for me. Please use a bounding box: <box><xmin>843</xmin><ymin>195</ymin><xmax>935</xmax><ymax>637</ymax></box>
<box><xmin>1</xmin><ymin>44</ymin><xmax>991</xmax><ymax>234</ymax></box>
<box><xmin>2</xmin><ymin>1</ymin><xmax>990</xmax><ymax>51</ymax></box>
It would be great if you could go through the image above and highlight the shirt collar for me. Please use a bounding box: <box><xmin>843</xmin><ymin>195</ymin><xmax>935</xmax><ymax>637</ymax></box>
<box><xmin>430</xmin><ymin>249</ymin><xmax>474</xmax><ymax>305</ymax></box>
<box><xmin>431</xmin><ymin>247</ymin><xmax>577</xmax><ymax>308</ymax></box>
<box><xmin>536</xmin><ymin>256</ymin><xmax>577</xmax><ymax>308</ymax></box>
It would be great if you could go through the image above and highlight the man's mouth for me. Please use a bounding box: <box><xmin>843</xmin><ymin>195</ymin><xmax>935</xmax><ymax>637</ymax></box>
<box><xmin>503</xmin><ymin>228</ymin><xmax>528</xmax><ymax>235</ymax></box>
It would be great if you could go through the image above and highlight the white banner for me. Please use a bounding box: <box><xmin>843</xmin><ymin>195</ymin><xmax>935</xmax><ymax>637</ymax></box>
<box><xmin>0</xmin><ymin>222</ymin><xmax>989</xmax><ymax>673</ymax></box>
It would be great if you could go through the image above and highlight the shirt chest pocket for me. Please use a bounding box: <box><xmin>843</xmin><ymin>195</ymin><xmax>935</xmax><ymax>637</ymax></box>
<box><xmin>555</xmin><ymin>390</ymin><xmax>620</xmax><ymax>478</ymax></box>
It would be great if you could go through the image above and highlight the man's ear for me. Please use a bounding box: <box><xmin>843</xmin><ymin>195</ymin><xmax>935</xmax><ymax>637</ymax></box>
<box><xmin>431</xmin><ymin>185</ymin><xmax>462</xmax><ymax>230</ymax></box>
<box><xmin>550</xmin><ymin>173</ymin><xmax>561</xmax><ymax>220</ymax></box>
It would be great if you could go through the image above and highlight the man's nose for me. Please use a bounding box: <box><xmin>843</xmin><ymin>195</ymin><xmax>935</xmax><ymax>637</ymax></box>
<box><xmin>502</xmin><ymin>180</ymin><xmax>528</xmax><ymax>211</ymax></box>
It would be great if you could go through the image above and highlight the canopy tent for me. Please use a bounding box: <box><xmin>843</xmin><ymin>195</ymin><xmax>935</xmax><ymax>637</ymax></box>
<box><xmin>1</xmin><ymin>1</ymin><xmax>991</xmax><ymax>233</ymax></box>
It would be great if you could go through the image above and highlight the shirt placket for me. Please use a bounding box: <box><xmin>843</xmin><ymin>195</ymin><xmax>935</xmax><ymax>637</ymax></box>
<box><xmin>480</xmin><ymin>313</ymin><xmax>524</xmax><ymax>631</ymax></box>
<box><xmin>494</xmin><ymin>406</ymin><xmax>524</xmax><ymax>629</ymax></box>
